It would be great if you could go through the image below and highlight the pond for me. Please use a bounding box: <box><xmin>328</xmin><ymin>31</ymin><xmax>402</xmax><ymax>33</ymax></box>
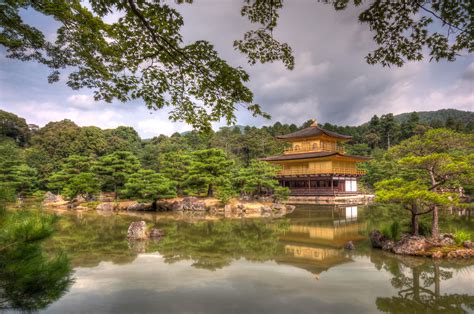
<box><xmin>7</xmin><ymin>205</ymin><xmax>474</xmax><ymax>313</ymax></box>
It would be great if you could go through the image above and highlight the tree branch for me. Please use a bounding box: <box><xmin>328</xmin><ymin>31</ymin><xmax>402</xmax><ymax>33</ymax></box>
<box><xmin>417</xmin><ymin>4</ymin><xmax>467</xmax><ymax>34</ymax></box>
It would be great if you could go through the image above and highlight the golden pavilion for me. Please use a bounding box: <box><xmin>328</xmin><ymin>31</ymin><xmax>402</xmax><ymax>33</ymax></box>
<box><xmin>263</xmin><ymin>120</ymin><xmax>370</xmax><ymax>196</ymax></box>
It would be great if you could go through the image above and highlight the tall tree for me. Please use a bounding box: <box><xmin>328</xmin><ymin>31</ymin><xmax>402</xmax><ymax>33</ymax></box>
<box><xmin>0</xmin><ymin>110</ymin><xmax>30</xmax><ymax>146</ymax></box>
<box><xmin>376</xmin><ymin>129</ymin><xmax>473</xmax><ymax>238</ymax></box>
<box><xmin>0</xmin><ymin>139</ymin><xmax>37</xmax><ymax>195</ymax></box>
<box><xmin>47</xmin><ymin>155</ymin><xmax>95</xmax><ymax>194</ymax></box>
<box><xmin>400</xmin><ymin>112</ymin><xmax>421</xmax><ymax>140</ymax></box>
<box><xmin>159</xmin><ymin>152</ymin><xmax>192</xmax><ymax>196</ymax></box>
<box><xmin>31</xmin><ymin>120</ymin><xmax>81</xmax><ymax>162</ymax></box>
<box><xmin>185</xmin><ymin>148</ymin><xmax>234</xmax><ymax>197</ymax></box>
<box><xmin>234</xmin><ymin>160</ymin><xmax>283</xmax><ymax>197</ymax></box>
<box><xmin>93</xmin><ymin>151</ymin><xmax>141</xmax><ymax>197</ymax></box>
<box><xmin>379</xmin><ymin>114</ymin><xmax>399</xmax><ymax>149</ymax></box>
<box><xmin>123</xmin><ymin>169</ymin><xmax>176</xmax><ymax>201</ymax></box>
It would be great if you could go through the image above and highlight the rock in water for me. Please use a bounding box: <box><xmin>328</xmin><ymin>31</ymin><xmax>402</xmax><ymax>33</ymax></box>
<box><xmin>127</xmin><ymin>221</ymin><xmax>148</xmax><ymax>240</ymax></box>
<box><xmin>432</xmin><ymin>251</ymin><xmax>443</xmax><ymax>259</ymax></box>
<box><xmin>96</xmin><ymin>202</ymin><xmax>114</xmax><ymax>211</ymax></box>
<box><xmin>344</xmin><ymin>241</ymin><xmax>355</xmax><ymax>250</ymax></box>
<box><xmin>44</xmin><ymin>191</ymin><xmax>58</xmax><ymax>202</ymax></box>
<box><xmin>127</xmin><ymin>203</ymin><xmax>152</xmax><ymax>211</ymax></box>
<box><xmin>392</xmin><ymin>235</ymin><xmax>431</xmax><ymax>255</ymax></box>
<box><xmin>463</xmin><ymin>240</ymin><xmax>474</xmax><ymax>249</ymax></box>
<box><xmin>382</xmin><ymin>240</ymin><xmax>395</xmax><ymax>251</ymax></box>
<box><xmin>447</xmin><ymin>249</ymin><xmax>474</xmax><ymax>259</ymax></box>
<box><xmin>438</xmin><ymin>234</ymin><xmax>456</xmax><ymax>246</ymax></box>
<box><xmin>369</xmin><ymin>230</ymin><xmax>389</xmax><ymax>248</ymax></box>
<box><xmin>149</xmin><ymin>228</ymin><xmax>165</xmax><ymax>238</ymax></box>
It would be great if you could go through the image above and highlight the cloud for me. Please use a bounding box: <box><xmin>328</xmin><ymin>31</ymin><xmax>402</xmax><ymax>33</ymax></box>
<box><xmin>137</xmin><ymin>117</ymin><xmax>192</xmax><ymax>138</ymax></box>
<box><xmin>67</xmin><ymin>94</ymin><xmax>96</xmax><ymax>109</ymax></box>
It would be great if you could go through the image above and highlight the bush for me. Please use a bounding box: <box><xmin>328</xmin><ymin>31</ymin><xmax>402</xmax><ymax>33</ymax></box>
<box><xmin>418</xmin><ymin>220</ymin><xmax>431</xmax><ymax>237</ymax></box>
<box><xmin>454</xmin><ymin>230</ymin><xmax>471</xmax><ymax>245</ymax></box>
<box><xmin>215</xmin><ymin>184</ymin><xmax>236</xmax><ymax>205</ymax></box>
<box><xmin>381</xmin><ymin>221</ymin><xmax>401</xmax><ymax>240</ymax></box>
<box><xmin>390</xmin><ymin>221</ymin><xmax>400</xmax><ymax>241</ymax></box>
<box><xmin>274</xmin><ymin>186</ymin><xmax>290</xmax><ymax>202</ymax></box>
<box><xmin>381</xmin><ymin>227</ymin><xmax>391</xmax><ymax>239</ymax></box>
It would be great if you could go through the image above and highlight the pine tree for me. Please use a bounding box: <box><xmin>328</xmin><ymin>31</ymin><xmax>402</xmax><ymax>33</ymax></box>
<box><xmin>123</xmin><ymin>169</ymin><xmax>176</xmax><ymax>201</ymax></box>
<box><xmin>93</xmin><ymin>151</ymin><xmax>141</xmax><ymax>198</ymax></box>
<box><xmin>185</xmin><ymin>149</ymin><xmax>234</xmax><ymax>197</ymax></box>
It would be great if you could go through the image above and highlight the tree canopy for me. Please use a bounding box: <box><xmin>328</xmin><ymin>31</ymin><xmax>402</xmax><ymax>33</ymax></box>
<box><xmin>374</xmin><ymin>129</ymin><xmax>473</xmax><ymax>237</ymax></box>
<box><xmin>122</xmin><ymin>169</ymin><xmax>176</xmax><ymax>200</ymax></box>
<box><xmin>1</xmin><ymin>1</ymin><xmax>471</xmax><ymax>129</ymax></box>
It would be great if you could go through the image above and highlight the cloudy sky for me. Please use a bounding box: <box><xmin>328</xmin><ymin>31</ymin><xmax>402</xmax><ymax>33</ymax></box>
<box><xmin>1</xmin><ymin>1</ymin><xmax>472</xmax><ymax>138</ymax></box>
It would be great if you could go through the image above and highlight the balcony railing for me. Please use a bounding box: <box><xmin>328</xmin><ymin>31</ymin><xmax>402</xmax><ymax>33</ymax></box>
<box><xmin>284</xmin><ymin>145</ymin><xmax>345</xmax><ymax>154</ymax></box>
<box><xmin>279</xmin><ymin>167</ymin><xmax>366</xmax><ymax>176</ymax></box>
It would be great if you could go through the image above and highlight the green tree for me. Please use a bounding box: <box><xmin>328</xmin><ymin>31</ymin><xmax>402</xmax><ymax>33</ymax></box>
<box><xmin>375</xmin><ymin>179</ymin><xmax>452</xmax><ymax>236</ymax></box>
<box><xmin>0</xmin><ymin>139</ymin><xmax>37</xmax><ymax>195</ymax></box>
<box><xmin>0</xmin><ymin>109</ymin><xmax>30</xmax><ymax>146</ymax></box>
<box><xmin>62</xmin><ymin>172</ymin><xmax>101</xmax><ymax>200</ymax></box>
<box><xmin>159</xmin><ymin>152</ymin><xmax>192</xmax><ymax>196</ymax></box>
<box><xmin>123</xmin><ymin>169</ymin><xmax>176</xmax><ymax>201</ymax></box>
<box><xmin>93</xmin><ymin>151</ymin><xmax>141</xmax><ymax>197</ymax></box>
<box><xmin>235</xmin><ymin>160</ymin><xmax>282</xmax><ymax>197</ymax></box>
<box><xmin>400</xmin><ymin>112</ymin><xmax>420</xmax><ymax>140</ymax></box>
<box><xmin>0</xmin><ymin>1</ymin><xmax>263</xmax><ymax>131</ymax></box>
<box><xmin>31</xmin><ymin>120</ymin><xmax>81</xmax><ymax>163</ymax></box>
<box><xmin>375</xmin><ymin>129</ymin><xmax>473</xmax><ymax>238</ymax></box>
<box><xmin>103</xmin><ymin>126</ymin><xmax>142</xmax><ymax>154</ymax></box>
<box><xmin>379</xmin><ymin>113</ymin><xmax>399</xmax><ymax>149</ymax></box>
<box><xmin>73</xmin><ymin>126</ymin><xmax>108</xmax><ymax>157</ymax></box>
<box><xmin>0</xmin><ymin>190</ymin><xmax>73</xmax><ymax>311</ymax></box>
<box><xmin>47</xmin><ymin>155</ymin><xmax>96</xmax><ymax>194</ymax></box>
<box><xmin>185</xmin><ymin>149</ymin><xmax>234</xmax><ymax>197</ymax></box>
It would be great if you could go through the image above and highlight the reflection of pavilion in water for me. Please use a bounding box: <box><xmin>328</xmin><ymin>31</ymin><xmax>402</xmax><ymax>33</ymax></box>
<box><xmin>276</xmin><ymin>205</ymin><xmax>367</xmax><ymax>275</ymax></box>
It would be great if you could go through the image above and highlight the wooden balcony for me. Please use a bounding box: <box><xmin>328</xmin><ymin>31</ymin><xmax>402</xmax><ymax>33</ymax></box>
<box><xmin>284</xmin><ymin>145</ymin><xmax>345</xmax><ymax>154</ymax></box>
<box><xmin>279</xmin><ymin>167</ymin><xmax>366</xmax><ymax>176</ymax></box>
<box><xmin>287</xmin><ymin>188</ymin><xmax>361</xmax><ymax>196</ymax></box>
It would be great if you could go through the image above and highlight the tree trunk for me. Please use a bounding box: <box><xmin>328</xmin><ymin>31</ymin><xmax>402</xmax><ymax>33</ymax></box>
<box><xmin>207</xmin><ymin>183</ymin><xmax>213</xmax><ymax>197</ymax></box>
<box><xmin>411</xmin><ymin>213</ymin><xmax>419</xmax><ymax>236</ymax></box>
<box><xmin>433</xmin><ymin>263</ymin><xmax>440</xmax><ymax>301</ymax></box>
<box><xmin>413</xmin><ymin>267</ymin><xmax>420</xmax><ymax>302</ymax></box>
<box><xmin>429</xmin><ymin>169</ymin><xmax>440</xmax><ymax>239</ymax></box>
<box><xmin>432</xmin><ymin>205</ymin><xmax>439</xmax><ymax>239</ymax></box>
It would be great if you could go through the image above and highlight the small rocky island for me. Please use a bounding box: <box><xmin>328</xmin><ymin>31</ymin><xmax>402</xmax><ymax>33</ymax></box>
<box><xmin>369</xmin><ymin>230</ymin><xmax>474</xmax><ymax>259</ymax></box>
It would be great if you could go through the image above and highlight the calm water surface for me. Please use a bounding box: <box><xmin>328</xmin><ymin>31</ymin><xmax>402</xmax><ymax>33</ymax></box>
<box><xmin>21</xmin><ymin>206</ymin><xmax>474</xmax><ymax>313</ymax></box>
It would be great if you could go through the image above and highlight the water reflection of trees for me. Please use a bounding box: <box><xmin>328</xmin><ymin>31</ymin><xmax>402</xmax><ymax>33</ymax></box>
<box><xmin>43</xmin><ymin>212</ymin><xmax>140</xmax><ymax>267</ymax></box>
<box><xmin>157</xmin><ymin>220</ymin><xmax>290</xmax><ymax>270</ymax></box>
<box><xmin>43</xmin><ymin>212</ymin><xmax>291</xmax><ymax>271</ymax></box>
<box><xmin>0</xmin><ymin>210</ymin><xmax>73</xmax><ymax>311</ymax></box>
<box><xmin>372</xmin><ymin>254</ymin><xmax>474</xmax><ymax>313</ymax></box>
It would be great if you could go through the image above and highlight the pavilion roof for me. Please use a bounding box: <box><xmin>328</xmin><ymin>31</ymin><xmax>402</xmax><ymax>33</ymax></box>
<box><xmin>262</xmin><ymin>151</ymin><xmax>371</xmax><ymax>162</ymax></box>
<box><xmin>276</xmin><ymin>125</ymin><xmax>352</xmax><ymax>140</ymax></box>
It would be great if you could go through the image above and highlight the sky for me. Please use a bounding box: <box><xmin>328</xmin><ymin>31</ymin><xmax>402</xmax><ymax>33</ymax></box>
<box><xmin>0</xmin><ymin>1</ymin><xmax>473</xmax><ymax>138</ymax></box>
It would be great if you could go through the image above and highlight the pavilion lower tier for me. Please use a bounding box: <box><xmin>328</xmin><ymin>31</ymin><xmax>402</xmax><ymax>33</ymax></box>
<box><xmin>278</xmin><ymin>175</ymin><xmax>360</xmax><ymax>196</ymax></box>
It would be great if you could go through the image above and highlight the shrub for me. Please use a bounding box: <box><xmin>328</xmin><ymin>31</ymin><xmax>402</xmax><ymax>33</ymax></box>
<box><xmin>381</xmin><ymin>227</ymin><xmax>391</xmax><ymax>239</ymax></box>
<box><xmin>274</xmin><ymin>186</ymin><xmax>290</xmax><ymax>202</ymax></box>
<box><xmin>454</xmin><ymin>230</ymin><xmax>471</xmax><ymax>245</ymax></box>
<box><xmin>381</xmin><ymin>221</ymin><xmax>401</xmax><ymax>240</ymax></box>
<box><xmin>215</xmin><ymin>184</ymin><xmax>236</xmax><ymax>205</ymax></box>
<box><xmin>389</xmin><ymin>221</ymin><xmax>400</xmax><ymax>241</ymax></box>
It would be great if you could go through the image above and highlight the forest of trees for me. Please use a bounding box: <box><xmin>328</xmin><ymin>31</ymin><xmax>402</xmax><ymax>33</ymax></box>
<box><xmin>1</xmin><ymin>108</ymin><xmax>472</xmax><ymax>205</ymax></box>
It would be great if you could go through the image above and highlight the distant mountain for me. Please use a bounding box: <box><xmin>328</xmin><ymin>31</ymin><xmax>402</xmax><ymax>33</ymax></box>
<box><xmin>393</xmin><ymin>109</ymin><xmax>474</xmax><ymax>125</ymax></box>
